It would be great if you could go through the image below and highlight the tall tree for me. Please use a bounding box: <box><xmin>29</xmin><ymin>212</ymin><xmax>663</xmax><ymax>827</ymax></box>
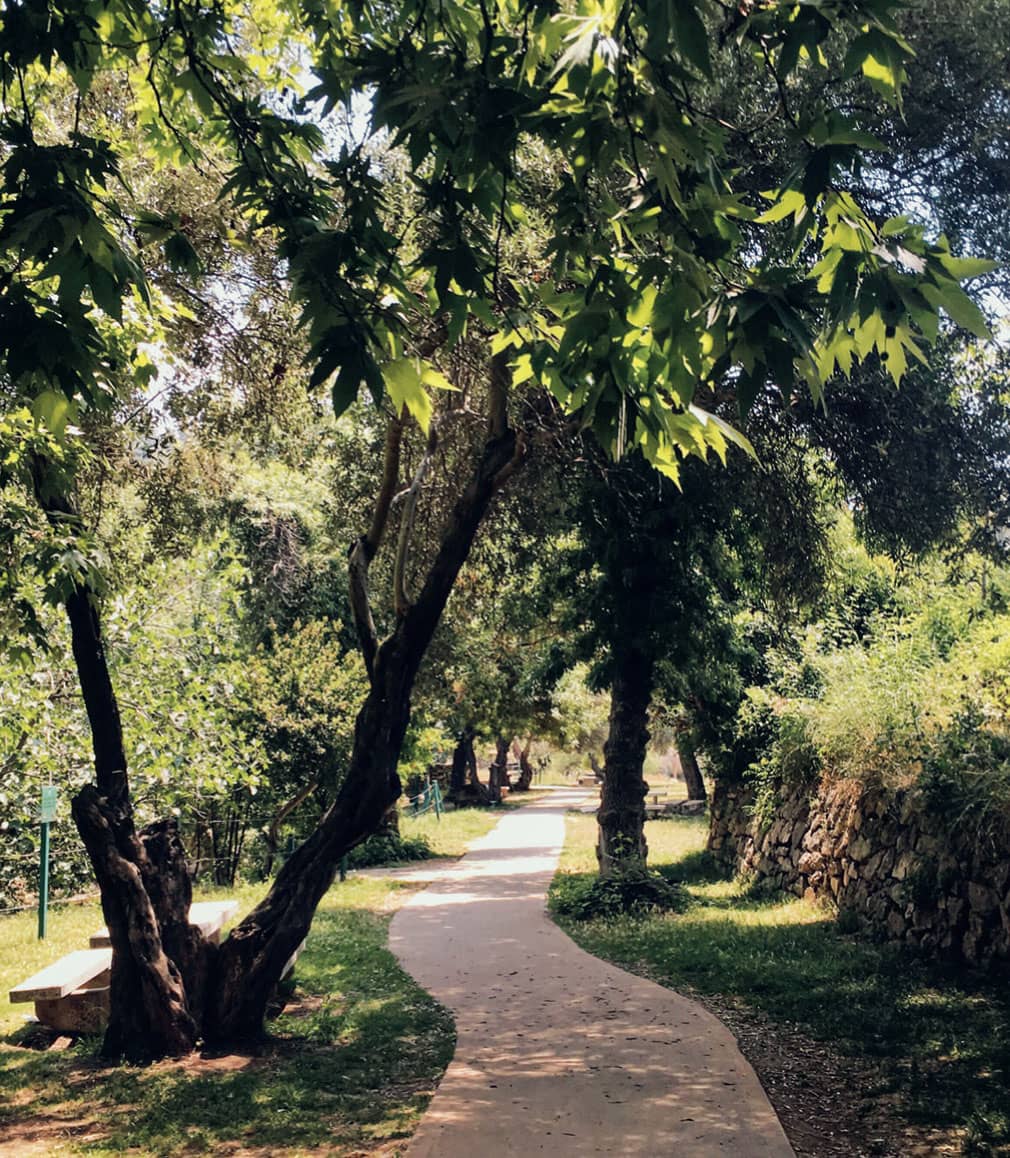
<box><xmin>0</xmin><ymin>0</ymin><xmax>985</xmax><ymax>1055</ymax></box>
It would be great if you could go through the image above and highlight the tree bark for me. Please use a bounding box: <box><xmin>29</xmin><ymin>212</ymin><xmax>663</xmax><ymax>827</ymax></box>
<box><xmin>449</xmin><ymin>729</ymin><xmax>486</xmax><ymax>803</ymax></box>
<box><xmin>597</xmin><ymin>648</ymin><xmax>654</xmax><ymax>876</ymax></box>
<box><xmin>36</xmin><ymin>473</ymin><xmax>202</xmax><ymax>1059</ymax></box>
<box><xmin>449</xmin><ymin>732</ymin><xmax>470</xmax><ymax>797</ymax></box>
<box><xmin>514</xmin><ymin>738</ymin><xmax>534</xmax><ymax>790</ymax></box>
<box><xmin>488</xmin><ymin>735</ymin><xmax>511</xmax><ymax>802</ymax></box>
<box><xmin>207</xmin><ymin>424</ymin><xmax>521</xmax><ymax>1043</ymax></box>
<box><xmin>677</xmin><ymin>736</ymin><xmax>706</xmax><ymax>802</ymax></box>
<box><xmin>377</xmin><ymin>802</ymin><xmax>401</xmax><ymax>837</ymax></box>
<box><xmin>465</xmin><ymin>732</ymin><xmax>482</xmax><ymax>792</ymax></box>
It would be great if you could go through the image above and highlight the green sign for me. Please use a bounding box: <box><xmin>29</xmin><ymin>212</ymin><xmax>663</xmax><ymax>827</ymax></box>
<box><xmin>40</xmin><ymin>785</ymin><xmax>58</xmax><ymax>823</ymax></box>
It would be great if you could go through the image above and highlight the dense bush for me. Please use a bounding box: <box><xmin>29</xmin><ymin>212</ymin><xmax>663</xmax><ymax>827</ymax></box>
<box><xmin>344</xmin><ymin>833</ymin><xmax>433</xmax><ymax>869</ymax></box>
<box><xmin>728</xmin><ymin>536</ymin><xmax>1010</xmax><ymax>841</ymax></box>
<box><xmin>0</xmin><ymin>533</ymin><xmax>371</xmax><ymax>902</ymax></box>
<box><xmin>551</xmin><ymin>863</ymin><xmax>689</xmax><ymax>921</ymax></box>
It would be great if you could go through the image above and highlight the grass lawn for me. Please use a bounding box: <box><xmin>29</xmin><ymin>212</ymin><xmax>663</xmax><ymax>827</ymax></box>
<box><xmin>400</xmin><ymin>798</ymin><xmax>527</xmax><ymax>857</ymax></box>
<box><xmin>550</xmin><ymin>812</ymin><xmax>1010</xmax><ymax>1157</ymax></box>
<box><xmin>0</xmin><ymin>798</ymin><xmax>514</xmax><ymax>1155</ymax></box>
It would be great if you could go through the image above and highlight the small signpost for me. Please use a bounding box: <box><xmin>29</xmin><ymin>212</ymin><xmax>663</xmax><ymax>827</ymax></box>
<box><xmin>38</xmin><ymin>784</ymin><xmax>57</xmax><ymax>940</ymax></box>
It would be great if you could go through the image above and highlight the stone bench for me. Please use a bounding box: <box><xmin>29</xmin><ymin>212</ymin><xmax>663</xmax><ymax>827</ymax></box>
<box><xmin>12</xmin><ymin>901</ymin><xmax>308</xmax><ymax>1035</ymax></box>
<box><xmin>89</xmin><ymin>899</ymin><xmax>240</xmax><ymax>949</ymax></box>
<box><xmin>11</xmin><ymin>900</ymin><xmax>242</xmax><ymax>1034</ymax></box>
<box><xmin>9</xmin><ymin>948</ymin><xmax>112</xmax><ymax>1033</ymax></box>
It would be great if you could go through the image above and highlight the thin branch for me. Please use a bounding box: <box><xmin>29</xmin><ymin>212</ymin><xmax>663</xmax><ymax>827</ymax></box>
<box><xmin>488</xmin><ymin>349</ymin><xmax>510</xmax><ymax>439</ymax></box>
<box><xmin>393</xmin><ymin>419</ymin><xmax>439</xmax><ymax>617</ymax></box>
<box><xmin>349</xmin><ymin>415</ymin><xmax>404</xmax><ymax>680</ymax></box>
<box><xmin>267</xmin><ymin>779</ymin><xmax>320</xmax><ymax>856</ymax></box>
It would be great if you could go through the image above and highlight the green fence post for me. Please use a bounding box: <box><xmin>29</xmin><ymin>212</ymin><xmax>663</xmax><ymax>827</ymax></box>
<box><xmin>339</xmin><ymin>855</ymin><xmax>348</xmax><ymax>882</ymax></box>
<box><xmin>38</xmin><ymin>785</ymin><xmax>57</xmax><ymax>940</ymax></box>
<box><xmin>433</xmin><ymin>782</ymin><xmax>443</xmax><ymax>819</ymax></box>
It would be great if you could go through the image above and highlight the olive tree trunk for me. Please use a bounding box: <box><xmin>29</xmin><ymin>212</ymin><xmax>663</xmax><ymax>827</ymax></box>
<box><xmin>513</xmin><ymin>738</ymin><xmax>534</xmax><ymax>790</ymax></box>
<box><xmin>44</xmin><ymin>376</ymin><xmax>522</xmax><ymax>1056</ymax></box>
<box><xmin>677</xmin><ymin>736</ymin><xmax>706</xmax><ymax>802</ymax></box>
<box><xmin>206</xmin><ymin>421</ymin><xmax>520</xmax><ymax>1043</ymax></box>
<box><xmin>38</xmin><ymin>473</ymin><xmax>202</xmax><ymax>1060</ymax></box>
<box><xmin>487</xmin><ymin>735</ymin><xmax>511</xmax><ymax>802</ymax></box>
<box><xmin>597</xmin><ymin>648</ymin><xmax>654</xmax><ymax>876</ymax></box>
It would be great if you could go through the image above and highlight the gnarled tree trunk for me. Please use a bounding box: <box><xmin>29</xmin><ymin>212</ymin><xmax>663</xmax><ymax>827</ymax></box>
<box><xmin>44</xmin><ymin>356</ymin><xmax>522</xmax><ymax>1057</ymax></box>
<box><xmin>39</xmin><ymin>471</ymin><xmax>203</xmax><ymax>1060</ymax></box>
<box><xmin>677</xmin><ymin>735</ymin><xmax>706</xmax><ymax>802</ymax></box>
<box><xmin>513</xmin><ymin>738</ymin><xmax>534</xmax><ymax>790</ymax></box>
<box><xmin>597</xmin><ymin>647</ymin><xmax>654</xmax><ymax>876</ymax></box>
<box><xmin>64</xmin><ymin>594</ymin><xmax>203</xmax><ymax>1060</ymax></box>
<box><xmin>488</xmin><ymin>735</ymin><xmax>511</xmax><ymax>802</ymax></box>
<box><xmin>206</xmin><ymin>416</ymin><xmax>521</xmax><ymax>1043</ymax></box>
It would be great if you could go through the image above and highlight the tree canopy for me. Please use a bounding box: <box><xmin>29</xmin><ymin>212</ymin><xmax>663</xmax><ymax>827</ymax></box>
<box><xmin>0</xmin><ymin>0</ymin><xmax>1004</xmax><ymax>1061</ymax></box>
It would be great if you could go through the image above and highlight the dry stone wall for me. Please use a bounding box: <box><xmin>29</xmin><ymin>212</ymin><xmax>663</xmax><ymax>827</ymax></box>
<box><xmin>708</xmin><ymin>778</ymin><xmax>1010</xmax><ymax>968</ymax></box>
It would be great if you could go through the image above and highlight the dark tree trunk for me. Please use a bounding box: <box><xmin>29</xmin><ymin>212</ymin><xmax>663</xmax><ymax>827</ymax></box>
<box><xmin>206</xmin><ymin>666</ymin><xmax>409</xmax><ymax>1043</ymax></box>
<box><xmin>377</xmin><ymin>802</ymin><xmax>400</xmax><ymax>837</ymax></box>
<box><xmin>449</xmin><ymin>730</ymin><xmax>472</xmax><ymax>798</ymax></box>
<box><xmin>207</xmin><ymin>425</ymin><xmax>519</xmax><ymax>1044</ymax></box>
<box><xmin>52</xmin><ymin>508</ymin><xmax>203</xmax><ymax>1058</ymax></box>
<box><xmin>597</xmin><ymin>648</ymin><xmax>654</xmax><ymax>876</ymax></box>
<box><xmin>465</xmin><ymin>733</ymin><xmax>482</xmax><ymax>791</ymax></box>
<box><xmin>514</xmin><ymin>738</ymin><xmax>534</xmax><ymax>791</ymax></box>
<box><xmin>488</xmin><ymin>735</ymin><xmax>511</xmax><ymax>802</ymax></box>
<box><xmin>677</xmin><ymin>736</ymin><xmax>706</xmax><ymax>802</ymax></box>
<box><xmin>71</xmin><ymin>788</ymin><xmax>199</xmax><ymax>1059</ymax></box>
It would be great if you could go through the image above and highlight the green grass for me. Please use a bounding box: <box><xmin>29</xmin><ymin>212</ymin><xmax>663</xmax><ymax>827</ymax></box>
<box><xmin>400</xmin><ymin>804</ymin><xmax>504</xmax><ymax>858</ymax></box>
<box><xmin>550</xmin><ymin>812</ymin><xmax>1010</xmax><ymax>1156</ymax></box>
<box><xmin>0</xmin><ymin>876</ymin><xmax>454</xmax><ymax>1155</ymax></box>
<box><xmin>399</xmin><ymin>793</ymin><xmax>545</xmax><ymax>858</ymax></box>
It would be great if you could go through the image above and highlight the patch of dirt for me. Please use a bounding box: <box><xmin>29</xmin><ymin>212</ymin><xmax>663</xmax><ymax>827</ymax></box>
<box><xmin>694</xmin><ymin>991</ymin><xmax>962</xmax><ymax>1158</ymax></box>
<box><xmin>0</xmin><ymin>1101</ymin><xmax>108</xmax><ymax>1155</ymax></box>
<box><xmin>276</xmin><ymin>993</ymin><xmax>328</xmax><ymax>1020</ymax></box>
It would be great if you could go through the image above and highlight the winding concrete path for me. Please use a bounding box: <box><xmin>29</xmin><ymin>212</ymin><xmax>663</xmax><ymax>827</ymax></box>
<box><xmin>389</xmin><ymin>787</ymin><xmax>794</xmax><ymax>1156</ymax></box>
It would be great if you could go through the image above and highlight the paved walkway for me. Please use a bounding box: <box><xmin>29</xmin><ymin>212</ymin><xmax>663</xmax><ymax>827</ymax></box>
<box><xmin>389</xmin><ymin>787</ymin><xmax>794</xmax><ymax>1156</ymax></box>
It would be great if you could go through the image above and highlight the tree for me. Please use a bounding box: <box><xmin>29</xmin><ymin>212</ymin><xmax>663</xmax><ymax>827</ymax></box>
<box><xmin>551</xmin><ymin>417</ymin><xmax>826</xmax><ymax>874</ymax></box>
<box><xmin>0</xmin><ymin>0</ymin><xmax>986</xmax><ymax>1056</ymax></box>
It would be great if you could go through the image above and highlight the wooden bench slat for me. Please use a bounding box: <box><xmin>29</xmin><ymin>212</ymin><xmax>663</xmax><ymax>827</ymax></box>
<box><xmin>89</xmin><ymin>899</ymin><xmax>240</xmax><ymax>948</ymax></box>
<box><xmin>10</xmin><ymin>949</ymin><xmax>112</xmax><ymax>1003</ymax></box>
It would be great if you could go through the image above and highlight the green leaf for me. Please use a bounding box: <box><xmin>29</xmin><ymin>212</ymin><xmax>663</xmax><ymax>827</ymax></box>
<box><xmin>384</xmin><ymin>357</ymin><xmax>433</xmax><ymax>433</ymax></box>
<box><xmin>937</xmin><ymin>254</ymin><xmax>999</xmax><ymax>280</ymax></box>
<box><xmin>31</xmin><ymin>391</ymin><xmax>74</xmax><ymax>440</ymax></box>
<box><xmin>671</xmin><ymin>0</ymin><xmax>712</xmax><ymax>78</ymax></box>
<box><xmin>755</xmin><ymin>189</ymin><xmax>807</xmax><ymax>224</ymax></box>
<box><xmin>920</xmin><ymin>282</ymin><xmax>991</xmax><ymax>339</ymax></box>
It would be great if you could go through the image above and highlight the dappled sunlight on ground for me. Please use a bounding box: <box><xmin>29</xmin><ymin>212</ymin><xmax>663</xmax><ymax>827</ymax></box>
<box><xmin>390</xmin><ymin>788</ymin><xmax>792</xmax><ymax>1157</ymax></box>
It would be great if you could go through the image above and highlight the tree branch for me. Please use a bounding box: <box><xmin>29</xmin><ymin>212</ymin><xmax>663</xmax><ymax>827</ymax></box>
<box><xmin>488</xmin><ymin>349</ymin><xmax>510</xmax><ymax>439</ymax></box>
<box><xmin>349</xmin><ymin>415</ymin><xmax>404</xmax><ymax>680</ymax></box>
<box><xmin>393</xmin><ymin>419</ymin><xmax>439</xmax><ymax>617</ymax></box>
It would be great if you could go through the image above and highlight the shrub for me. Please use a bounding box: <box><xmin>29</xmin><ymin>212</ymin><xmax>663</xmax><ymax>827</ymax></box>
<box><xmin>551</xmin><ymin>864</ymin><xmax>689</xmax><ymax>921</ymax></box>
<box><xmin>344</xmin><ymin>832</ymin><xmax>432</xmax><ymax>868</ymax></box>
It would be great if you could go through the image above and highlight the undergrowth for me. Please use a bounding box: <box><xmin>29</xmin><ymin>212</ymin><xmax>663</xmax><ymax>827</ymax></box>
<box><xmin>551</xmin><ymin>862</ymin><xmax>688</xmax><ymax>919</ymax></box>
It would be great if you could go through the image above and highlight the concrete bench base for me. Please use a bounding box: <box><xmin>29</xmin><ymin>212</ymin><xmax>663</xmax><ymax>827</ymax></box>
<box><xmin>13</xmin><ymin>900</ymin><xmax>242</xmax><ymax>1035</ymax></box>
<box><xmin>35</xmin><ymin>975</ymin><xmax>110</xmax><ymax>1034</ymax></box>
